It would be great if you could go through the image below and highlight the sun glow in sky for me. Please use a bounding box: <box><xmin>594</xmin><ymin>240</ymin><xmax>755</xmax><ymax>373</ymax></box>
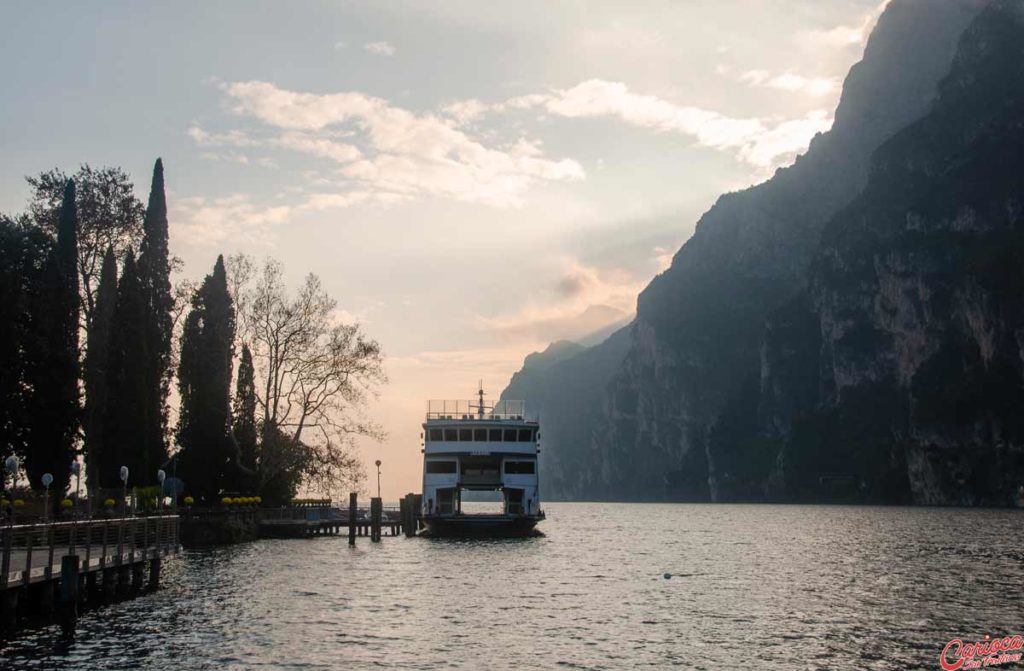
<box><xmin>0</xmin><ymin>0</ymin><xmax>886</xmax><ymax>498</ymax></box>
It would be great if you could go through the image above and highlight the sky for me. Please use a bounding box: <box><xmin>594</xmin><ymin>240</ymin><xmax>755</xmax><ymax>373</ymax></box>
<box><xmin>0</xmin><ymin>0</ymin><xmax>885</xmax><ymax>499</ymax></box>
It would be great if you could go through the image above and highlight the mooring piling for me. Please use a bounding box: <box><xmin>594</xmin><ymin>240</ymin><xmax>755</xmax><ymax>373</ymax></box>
<box><xmin>58</xmin><ymin>554</ymin><xmax>79</xmax><ymax>633</ymax></box>
<box><xmin>148</xmin><ymin>557</ymin><xmax>161</xmax><ymax>592</ymax></box>
<box><xmin>370</xmin><ymin>498</ymin><xmax>382</xmax><ymax>542</ymax></box>
<box><xmin>348</xmin><ymin>493</ymin><xmax>357</xmax><ymax>546</ymax></box>
<box><xmin>403</xmin><ymin>493</ymin><xmax>417</xmax><ymax>537</ymax></box>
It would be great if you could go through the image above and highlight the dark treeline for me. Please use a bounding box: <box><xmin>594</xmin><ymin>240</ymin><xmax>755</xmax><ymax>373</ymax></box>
<box><xmin>1</xmin><ymin>159</ymin><xmax>385</xmax><ymax>505</ymax></box>
<box><xmin>0</xmin><ymin>161</ymin><xmax>170</xmax><ymax>496</ymax></box>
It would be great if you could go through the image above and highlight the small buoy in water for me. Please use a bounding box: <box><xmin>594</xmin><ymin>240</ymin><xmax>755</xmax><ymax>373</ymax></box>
<box><xmin>663</xmin><ymin>572</ymin><xmax>672</xmax><ymax>579</ymax></box>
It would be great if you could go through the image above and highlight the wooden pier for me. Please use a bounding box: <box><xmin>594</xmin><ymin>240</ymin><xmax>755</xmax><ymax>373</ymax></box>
<box><xmin>258</xmin><ymin>500</ymin><xmax>406</xmax><ymax>539</ymax></box>
<box><xmin>1</xmin><ymin>515</ymin><xmax>180</xmax><ymax>634</ymax></box>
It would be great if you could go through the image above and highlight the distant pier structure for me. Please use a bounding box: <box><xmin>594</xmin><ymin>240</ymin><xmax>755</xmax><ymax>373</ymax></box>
<box><xmin>258</xmin><ymin>497</ymin><xmax>417</xmax><ymax>540</ymax></box>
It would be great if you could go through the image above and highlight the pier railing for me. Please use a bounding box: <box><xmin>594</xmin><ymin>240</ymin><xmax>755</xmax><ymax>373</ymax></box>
<box><xmin>261</xmin><ymin>505</ymin><xmax>401</xmax><ymax>522</ymax></box>
<box><xmin>1</xmin><ymin>515</ymin><xmax>180</xmax><ymax>590</ymax></box>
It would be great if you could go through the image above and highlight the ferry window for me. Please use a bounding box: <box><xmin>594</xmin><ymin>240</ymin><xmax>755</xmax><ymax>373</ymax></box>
<box><xmin>426</xmin><ymin>461</ymin><xmax>457</xmax><ymax>474</ymax></box>
<box><xmin>444</xmin><ymin>428</ymin><xmax>458</xmax><ymax>441</ymax></box>
<box><xmin>503</xmin><ymin>428</ymin><xmax>518</xmax><ymax>442</ymax></box>
<box><xmin>428</xmin><ymin>428</ymin><xmax>443</xmax><ymax>441</ymax></box>
<box><xmin>518</xmin><ymin>428</ymin><xmax>534</xmax><ymax>442</ymax></box>
<box><xmin>489</xmin><ymin>429</ymin><xmax>503</xmax><ymax>442</ymax></box>
<box><xmin>473</xmin><ymin>428</ymin><xmax>487</xmax><ymax>441</ymax></box>
<box><xmin>504</xmin><ymin>461</ymin><xmax>535</xmax><ymax>474</ymax></box>
<box><xmin>459</xmin><ymin>428</ymin><xmax>473</xmax><ymax>441</ymax></box>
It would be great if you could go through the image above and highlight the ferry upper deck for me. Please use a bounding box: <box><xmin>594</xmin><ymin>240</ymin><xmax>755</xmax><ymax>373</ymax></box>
<box><xmin>422</xmin><ymin>399</ymin><xmax>539</xmax><ymax>456</ymax></box>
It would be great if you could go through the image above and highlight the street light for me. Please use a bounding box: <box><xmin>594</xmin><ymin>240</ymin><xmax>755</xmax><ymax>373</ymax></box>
<box><xmin>41</xmin><ymin>472</ymin><xmax>53</xmax><ymax>522</ymax></box>
<box><xmin>375</xmin><ymin>460</ymin><xmax>382</xmax><ymax>499</ymax></box>
<box><xmin>3</xmin><ymin>456</ymin><xmax>17</xmax><ymax>490</ymax></box>
<box><xmin>4</xmin><ymin>456</ymin><xmax>18</xmax><ymax>524</ymax></box>
<box><xmin>119</xmin><ymin>466</ymin><xmax>129</xmax><ymax>517</ymax></box>
<box><xmin>157</xmin><ymin>469</ymin><xmax>166</xmax><ymax>510</ymax></box>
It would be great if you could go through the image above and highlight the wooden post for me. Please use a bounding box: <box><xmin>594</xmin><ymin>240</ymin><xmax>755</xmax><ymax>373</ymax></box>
<box><xmin>0</xmin><ymin>525</ymin><xmax>11</xmax><ymax>589</ymax></box>
<box><xmin>412</xmin><ymin>494</ymin><xmax>423</xmax><ymax>531</ymax></box>
<box><xmin>398</xmin><ymin>497</ymin><xmax>407</xmax><ymax>536</ymax></box>
<box><xmin>130</xmin><ymin>562</ymin><xmax>144</xmax><ymax>592</ymax></box>
<box><xmin>0</xmin><ymin>588</ymin><xmax>17</xmax><ymax>632</ymax></box>
<box><xmin>83</xmin><ymin>521</ymin><xmax>93</xmax><ymax>575</ymax></box>
<box><xmin>101</xmin><ymin>520</ymin><xmax>109</xmax><ymax>570</ymax></box>
<box><xmin>102</xmin><ymin>568</ymin><xmax>117</xmax><ymax>602</ymax></box>
<box><xmin>117</xmin><ymin>566</ymin><xmax>131</xmax><ymax>599</ymax></box>
<box><xmin>59</xmin><ymin>554</ymin><xmax>79</xmax><ymax>634</ymax></box>
<box><xmin>348</xmin><ymin>493</ymin><xmax>357</xmax><ymax>546</ymax></box>
<box><xmin>86</xmin><ymin>571</ymin><xmax>99</xmax><ymax>602</ymax></box>
<box><xmin>403</xmin><ymin>494</ymin><xmax>416</xmax><ymax>537</ymax></box>
<box><xmin>370</xmin><ymin>497</ymin><xmax>382</xmax><ymax>542</ymax></box>
<box><xmin>23</xmin><ymin>525</ymin><xmax>34</xmax><ymax>588</ymax></box>
<box><xmin>148</xmin><ymin>557</ymin><xmax>161</xmax><ymax>591</ymax></box>
<box><xmin>39</xmin><ymin>580</ymin><xmax>55</xmax><ymax>617</ymax></box>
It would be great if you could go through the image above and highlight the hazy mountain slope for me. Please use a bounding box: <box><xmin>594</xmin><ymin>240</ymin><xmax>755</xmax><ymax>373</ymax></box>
<box><xmin>502</xmin><ymin>327</ymin><xmax>631</xmax><ymax>499</ymax></box>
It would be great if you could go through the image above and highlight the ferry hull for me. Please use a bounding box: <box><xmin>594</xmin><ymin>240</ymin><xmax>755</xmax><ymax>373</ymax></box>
<box><xmin>422</xmin><ymin>514</ymin><xmax>544</xmax><ymax>537</ymax></box>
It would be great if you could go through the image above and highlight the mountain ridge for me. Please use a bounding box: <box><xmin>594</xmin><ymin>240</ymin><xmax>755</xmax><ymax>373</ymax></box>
<box><xmin>502</xmin><ymin>0</ymin><xmax>999</xmax><ymax>502</ymax></box>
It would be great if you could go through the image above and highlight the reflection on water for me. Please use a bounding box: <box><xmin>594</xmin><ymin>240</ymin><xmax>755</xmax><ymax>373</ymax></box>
<box><xmin>2</xmin><ymin>503</ymin><xmax>1022</xmax><ymax>670</ymax></box>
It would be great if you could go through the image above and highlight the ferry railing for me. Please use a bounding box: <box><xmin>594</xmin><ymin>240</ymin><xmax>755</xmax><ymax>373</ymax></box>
<box><xmin>426</xmin><ymin>399</ymin><xmax>529</xmax><ymax>421</ymax></box>
<box><xmin>0</xmin><ymin>515</ymin><xmax>180</xmax><ymax>590</ymax></box>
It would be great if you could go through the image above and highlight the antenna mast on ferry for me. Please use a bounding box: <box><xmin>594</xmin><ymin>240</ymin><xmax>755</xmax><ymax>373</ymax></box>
<box><xmin>476</xmin><ymin>380</ymin><xmax>486</xmax><ymax>419</ymax></box>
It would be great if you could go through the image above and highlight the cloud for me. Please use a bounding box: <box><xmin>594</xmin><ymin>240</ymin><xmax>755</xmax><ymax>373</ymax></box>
<box><xmin>507</xmin><ymin>79</ymin><xmax>832</xmax><ymax>169</ymax></box>
<box><xmin>219</xmin><ymin>80</ymin><xmax>585</xmax><ymax>207</ymax></box>
<box><xmin>797</xmin><ymin>0</ymin><xmax>890</xmax><ymax>50</ymax></box>
<box><xmin>273</xmin><ymin>131</ymin><xmax>362</xmax><ymax>163</ymax></box>
<box><xmin>736</xmin><ymin>70</ymin><xmax>839</xmax><ymax>97</ymax></box>
<box><xmin>442</xmin><ymin>98</ymin><xmax>488</xmax><ymax>126</ymax></box>
<box><xmin>653</xmin><ymin>246</ymin><xmax>674</xmax><ymax>272</ymax></box>
<box><xmin>172</xmin><ymin>194</ymin><xmax>290</xmax><ymax>249</ymax></box>
<box><xmin>476</xmin><ymin>259</ymin><xmax>644</xmax><ymax>344</ymax></box>
<box><xmin>364</xmin><ymin>41</ymin><xmax>396</xmax><ymax>56</ymax></box>
<box><xmin>199</xmin><ymin>150</ymin><xmax>251</xmax><ymax>165</ymax></box>
<box><xmin>187</xmin><ymin>125</ymin><xmax>258</xmax><ymax>147</ymax></box>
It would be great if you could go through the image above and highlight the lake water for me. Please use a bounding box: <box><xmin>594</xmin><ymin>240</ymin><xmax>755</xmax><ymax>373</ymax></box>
<box><xmin>2</xmin><ymin>503</ymin><xmax>1022</xmax><ymax>670</ymax></box>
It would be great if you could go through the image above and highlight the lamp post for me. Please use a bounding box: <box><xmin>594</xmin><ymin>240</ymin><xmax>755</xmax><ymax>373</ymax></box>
<box><xmin>2</xmin><ymin>456</ymin><xmax>16</xmax><ymax>495</ymax></box>
<box><xmin>41</xmin><ymin>472</ymin><xmax>53</xmax><ymax>522</ymax></box>
<box><xmin>375</xmin><ymin>460</ymin><xmax>382</xmax><ymax>499</ymax></box>
<box><xmin>119</xmin><ymin>466</ymin><xmax>129</xmax><ymax>517</ymax></box>
<box><xmin>4</xmin><ymin>456</ymin><xmax>18</xmax><ymax>524</ymax></box>
<box><xmin>156</xmin><ymin>469</ymin><xmax>166</xmax><ymax>511</ymax></box>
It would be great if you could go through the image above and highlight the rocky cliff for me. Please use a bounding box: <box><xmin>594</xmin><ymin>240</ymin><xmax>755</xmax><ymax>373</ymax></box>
<box><xmin>762</xmin><ymin>0</ymin><xmax>1024</xmax><ymax>505</ymax></box>
<box><xmin>504</xmin><ymin>0</ymin><xmax>1011</xmax><ymax>503</ymax></box>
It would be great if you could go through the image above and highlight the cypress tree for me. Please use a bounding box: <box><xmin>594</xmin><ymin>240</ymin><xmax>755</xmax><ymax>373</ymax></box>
<box><xmin>84</xmin><ymin>246</ymin><xmax>117</xmax><ymax>490</ymax></box>
<box><xmin>23</xmin><ymin>181</ymin><xmax>79</xmax><ymax>492</ymax></box>
<box><xmin>233</xmin><ymin>344</ymin><xmax>259</xmax><ymax>489</ymax></box>
<box><xmin>0</xmin><ymin>216</ymin><xmax>45</xmax><ymax>485</ymax></box>
<box><xmin>177</xmin><ymin>256</ymin><xmax>236</xmax><ymax>501</ymax></box>
<box><xmin>137</xmin><ymin>159</ymin><xmax>172</xmax><ymax>485</ymax></box>
<box><xmin>101</xmin><ymin>252</ymin><xmax>148</xmax><ymax>489</ymax></box>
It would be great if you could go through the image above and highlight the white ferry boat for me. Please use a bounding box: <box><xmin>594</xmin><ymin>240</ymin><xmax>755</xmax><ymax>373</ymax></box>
<box><xmin>420</xmin><ymin>388</ymin><xmax>544</xmax><ymax>536</ymax></box>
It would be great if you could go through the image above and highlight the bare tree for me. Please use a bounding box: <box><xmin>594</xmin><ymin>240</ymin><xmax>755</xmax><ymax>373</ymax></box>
<box><xmin>26</xmin><ymin>165</ymin><xmax>144</xmax><ymax>331</ymax></box>
<box><xmin>234</xmin><ymin>256</ymin><xmax>385</xmax><ymax>497</ymax></box>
